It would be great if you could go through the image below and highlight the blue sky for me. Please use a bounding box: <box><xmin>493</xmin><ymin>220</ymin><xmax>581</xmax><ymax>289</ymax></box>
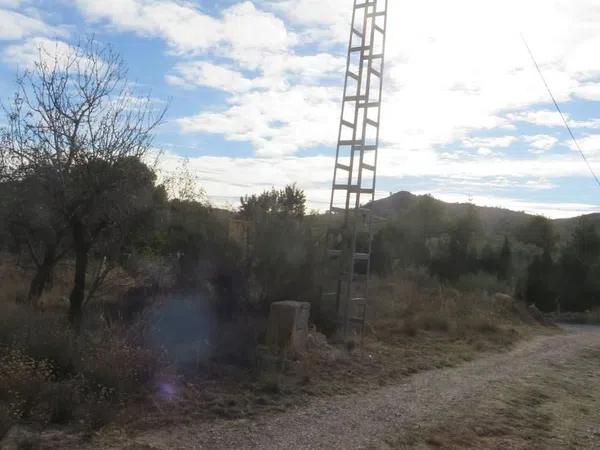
<box><xmin>1</xmin><ymin>0</ymin><xmax>600</xmax><ymax>218</ymax></box>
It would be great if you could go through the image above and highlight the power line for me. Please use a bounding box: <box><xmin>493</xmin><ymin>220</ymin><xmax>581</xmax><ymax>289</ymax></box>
<box><xmin>521</xmin><ymin>33</ymin><xmax>600</xmax><ymax>190</ymax></box>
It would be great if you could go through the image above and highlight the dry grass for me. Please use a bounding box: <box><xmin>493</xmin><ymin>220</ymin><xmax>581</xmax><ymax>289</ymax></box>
<box><xmin>0</xmin><ymin>300</ymin><xmax>165</xmax><ymax>435</ymax></box>
<box><xmin>390</xmin><ymin>347</ymin><xmax>600</xmax><ymax>449</ymax></box>
<box><xmin>0</xmin><ymin>262</ymin><xmax>549</xmax><ymax>437</ymax></box>
<box><xmin>117</xmin><ymin>279</ymin><xmax>549</xmax><ymax>431</ymax></box>
<box><xmin>371</xmin><ymin>279</ymin><xmax>541</xmax><ymax>349</ymax></box>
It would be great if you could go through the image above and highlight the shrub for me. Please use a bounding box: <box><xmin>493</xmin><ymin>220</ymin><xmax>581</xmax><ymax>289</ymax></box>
<box><xmin>0</xmin><ymin>302</ymin><xmax>78</xmax><ymax>379</ymax></box>
<box><xmin>455</xmin><ymin>272</ymin><xmax>510</xmax><ymax>295</ymax></box>
<box><xmin>35</xmin><ymin>379</ymin><xmax>85</xmax><ymax>425</ymax></box>
<box><xmin>18</xmin><ymin>315</ymin><xmax>77</xmax><ymax>377</ymax></box>
<box><xmin>418</xmin><ymin>312</ymin><xmax>452</xmax><ymax>333</ymax></box>
<box><xmin>467</xmin><ymin>317</ymin><xmax>501</xmax><ymax>335</ymax></box>
<box><xmin>0</xmin><ymin>350</ymin><xmax>54</xmax><ymax>421</ymax></box>
<box><xmin>0</xmin><ymin>301</ymin><xmax>164</xmax><ymax>432</ymax></box>
<box><xmin>79</xmin><ymin>330</ymin><xmax>161</xmax><ymax>401</ymax></box>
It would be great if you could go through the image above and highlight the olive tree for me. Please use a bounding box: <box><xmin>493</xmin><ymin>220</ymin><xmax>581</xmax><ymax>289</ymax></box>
<box><xmin>1</xmin><ymin>38</ymin><xmax>165</xmax><ymax>326</ymax></box>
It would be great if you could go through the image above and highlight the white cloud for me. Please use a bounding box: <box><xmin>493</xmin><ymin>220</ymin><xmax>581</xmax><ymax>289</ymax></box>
<box><xmin>255</xmin><ymin>0</ymin><xmax>599</xmax><ymax>152</ymax></box>
<box><xmin>506</xmin><ymin>110</ymin><xmax>600</xmax><ymax>129</ymax></box>
<box><xmin>177</xmin><ymin>85</ymin><xmax>340</xmax><ymax>157</ymax></box>
<box><xmin>154</xmin><ymin>150</ymin><xmax>600</xmax><ymax>218</ymax></box>
<box><xmin>73</xmin><ymin>0</ymin><xmax>600</xmax><ymax>159</ymax></box>
<box><xmin>377</xmin><ymin>144</ymin><xmax>600</xmax><ymax>181</ymax></box>
<box><xmin>524</xmin><ymin>135</ymin><xmax>559</xmax><ymax>153</ymax></box>
<box><xmin>172</xmin><ymin>0</ymin><xmax>600</xmax><ymax>157</ymax></box>
<box><xmin>463</xmin><ymin>136</ymin><xmax>517</xmax><ymax>149</ymax></box>
<box><xmin>66</xmin><ymin>0</ymin><xmax>600</xmax><ymax>215</ymax></box>
<box><xmin>575</xmin><ymin>82</ymin><xmax>600</xmax><ymax>101</ymax></box>
<box><xmin>222</xmin><ymin>2</ymin><xmax>296</xmax><ymax>54</ymax></box>
<box><xmin>166</xmin><ymin>52</ymin><xmax>344</xmax><ymax>93</ymax></box>
<box><xmin>268</xmin><ymin>0</ymin><xmax>349</xmax><ymax>44</ymax></box>
<box><xmin>74</xmin><ymin>0</ymin><xmax>295</xmax><ymax>57</ymax></box>
<box><xmin>568</xmin><ymin>134</ymin><xmax>600</xmax><ymax>157</ymax></box>
<box><xmin>166</xmin><ymin>62</ymin><xmax>254</xmax><ymax>92</ymax></box>
<box><xmin>154</xmin><ymin>150</ymin><xmax>334</xmax><ymax>208</ymax></box>
<box><xmin>0</xmin><ymin>8</ymin><xmax>62</xmax><ymax>41</ymax></box>
<box><xmin>566</xmin><ymin>36</ymin><xmax>600</xmax><ymax>78</ymax></box>
<box><xmin>2</xmin><ymin>37</ymin><xmax>73</xmax><ymax>69</ymax></box>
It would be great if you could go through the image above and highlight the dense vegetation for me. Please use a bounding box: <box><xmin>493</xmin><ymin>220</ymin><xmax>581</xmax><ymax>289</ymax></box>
<box><xmin>370</xmin><ymin>192</ymin><xmax>600</xmax><ymax>313</ymax></box>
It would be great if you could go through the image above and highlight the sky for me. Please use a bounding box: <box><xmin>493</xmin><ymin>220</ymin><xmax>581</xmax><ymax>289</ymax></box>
<box><xmin>1</xmin><ymin>0</ymin><xmax>600</xmax><ymax>218</ymax></box>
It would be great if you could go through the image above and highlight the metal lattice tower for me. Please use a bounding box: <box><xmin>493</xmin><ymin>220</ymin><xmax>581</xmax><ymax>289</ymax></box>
<box><xmin>324</xmin><ymin>0</ymin><xmax>388</xmax><ymax>337</ymax></box>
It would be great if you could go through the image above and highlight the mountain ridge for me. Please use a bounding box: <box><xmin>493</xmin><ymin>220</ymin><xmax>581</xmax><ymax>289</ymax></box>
<box><xmin>370</xmin><ymin>191</ymin><xmax>600</xmax><ymax>236</ymax></box>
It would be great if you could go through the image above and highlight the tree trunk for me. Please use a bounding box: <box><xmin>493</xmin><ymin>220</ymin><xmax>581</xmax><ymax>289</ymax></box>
<box><xmin>69</xmin><ymin>218</ymin><xmax>88</xmax><ymax>329</ymax></box>
<box><xmin>27</xmin><ymin>243</ymin><xmax>56</xmax><ymax>306</ymax></box>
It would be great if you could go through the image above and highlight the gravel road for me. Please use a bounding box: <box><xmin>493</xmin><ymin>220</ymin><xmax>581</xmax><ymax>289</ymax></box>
<box><xmin>89</xmin><ymin>325</ymin><xmax>600</xmax><ymax>450</ymax></box>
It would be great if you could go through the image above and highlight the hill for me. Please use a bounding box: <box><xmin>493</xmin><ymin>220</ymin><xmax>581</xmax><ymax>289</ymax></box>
<box><xmin>370</xmin><ymin>191</ymin><xmax>599</xmax><ymax>238</ymax></box>
<box><xmin>370</xmin><ymin>191</ymin><xmax>531</xmax><ymax>235</ymax></box>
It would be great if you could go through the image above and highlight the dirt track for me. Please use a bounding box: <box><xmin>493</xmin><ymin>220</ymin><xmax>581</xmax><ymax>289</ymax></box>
<box><xmin>88</xmin><ymin>325</ymin><xmax>600</xmax><ymax>449</ymax></box>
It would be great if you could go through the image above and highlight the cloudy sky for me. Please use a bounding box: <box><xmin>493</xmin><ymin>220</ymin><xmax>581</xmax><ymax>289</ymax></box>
<box><xmin>1</xmin><ymin>0</ymin><xmax>600</xmax><ymax>218</ymax></box>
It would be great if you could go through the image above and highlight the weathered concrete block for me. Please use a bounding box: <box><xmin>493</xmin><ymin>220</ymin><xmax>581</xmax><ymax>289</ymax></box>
<box><xmin>266</xmin><ymin>301</ymin><xmax>310</xmax><ymax>353</ymax></box>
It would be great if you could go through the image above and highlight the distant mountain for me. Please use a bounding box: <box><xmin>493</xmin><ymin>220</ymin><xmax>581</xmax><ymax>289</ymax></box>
<box><xmin>370</xmin><ymin>191</ymin><xmax>598</xmax><ymax>238</ymax></box>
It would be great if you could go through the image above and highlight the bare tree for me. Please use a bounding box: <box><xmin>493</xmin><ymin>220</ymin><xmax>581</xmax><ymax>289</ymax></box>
<box><xmin>1</xmin><ymin>38</ymin><xmax>166</xmax><ymax>327</ymax></box>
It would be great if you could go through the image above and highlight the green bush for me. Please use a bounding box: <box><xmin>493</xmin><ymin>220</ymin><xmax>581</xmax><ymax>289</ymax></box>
<box><xmin>455</xmin><ymin>272</ymin><xmax>510</xmax><ymax>295</ymax></box>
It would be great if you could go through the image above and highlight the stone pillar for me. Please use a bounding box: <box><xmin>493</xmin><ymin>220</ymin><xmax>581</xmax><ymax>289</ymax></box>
<box><xmin>266</xmin><ymin>301</ymin><xmax>311</xmax><ymax>353</ymax></box>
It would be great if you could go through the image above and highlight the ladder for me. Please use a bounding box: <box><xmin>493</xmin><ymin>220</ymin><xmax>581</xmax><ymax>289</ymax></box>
<box><xmin>325</xmin><ymin>0</ymin><xmax>389</xmax><ymax>338</ymax></box>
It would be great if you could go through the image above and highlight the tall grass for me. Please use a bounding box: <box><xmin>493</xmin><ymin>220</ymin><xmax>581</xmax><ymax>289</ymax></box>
<box><xmin>0</xmin><ymin>299</ymin><xmax>164</xmax><ymax>434</ymax></box>
<box><xmin>371</xmin><ymin>274</ymin><xmax>533</xmax><ymax>348</ymax></box>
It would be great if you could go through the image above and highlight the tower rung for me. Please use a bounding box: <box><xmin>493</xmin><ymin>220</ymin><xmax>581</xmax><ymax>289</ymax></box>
<box><xmin>336</xmin><ymin>162</ymin><xmax>351</xmax><ymax>171</ymax></box>
<box><xmin>370</xmin><ymin>68</ymin><xmax>381</xmax><ymax>78</ymax></box>
<box><xmin>352</xmin><ymin>27</ymin><xmax>364</xmax><ymax>38</ymax></box>
<box><xmin>355</xmin><ymin>2</ymin><xmax>376</xmax><ymax>9</ymax></box>
<box><xmin>339</xmin><ymin>140</ymin><xmax>363</xmax><ymax>146</ymax></box>
<box><xmin>333</xmin><ymin>185</ymin><xmax>374</xmax><ymax>194</ymax></box>
<box><xmin>366</xmin><ymin>119</ymin><xmax>379</xmax><ymax>127</ymax></box>
<box><xmin>363</xmin><ymin>54</ymin><xmax>383</xmax><ymax>60</ymax></box>
<box><xmin>359</xmin><ymin>102</ymin><xmax>381</xmax><ymax>108</ymax></box>
<box><xmin>374</xmin><ymin>25</ymin><xmax>385</xmax><ymax>34</ymax></box>
<box><xmin>354</xmin><ymin>144</ymin><xmax>378</xmax><ymax>151</ymax></box>
<box><xmin>344</xmin><ymin>95</ymin><xmax>367</xmax><ymax>102</ymax></box>
<box><xmin>347</xmin><ymin>71</ymin><xmax>359</xmax><ymax>81</ymax></box>
<box><xmin>341</xmin><ymin>120</ymin><xmax>355</xmax><ymax>129</ymax></box>
<box><xmin>354</xmin><ymin>253</ymin><xmax>370</xmax><ymax>261</ymax></box>
<box><xmin>367</xmin><ymin>11</ymin><xmax>386</xmax><ymax>18</ymax></box>
<box><xmin>362</xmin><ymin>163</ymin><xmax>375</xmax><ymax>171</ymax></box>
<box><xmin>351</xmin><ymin>45</ymin><xmax>370</xmax><ymax>53</ymax></box>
